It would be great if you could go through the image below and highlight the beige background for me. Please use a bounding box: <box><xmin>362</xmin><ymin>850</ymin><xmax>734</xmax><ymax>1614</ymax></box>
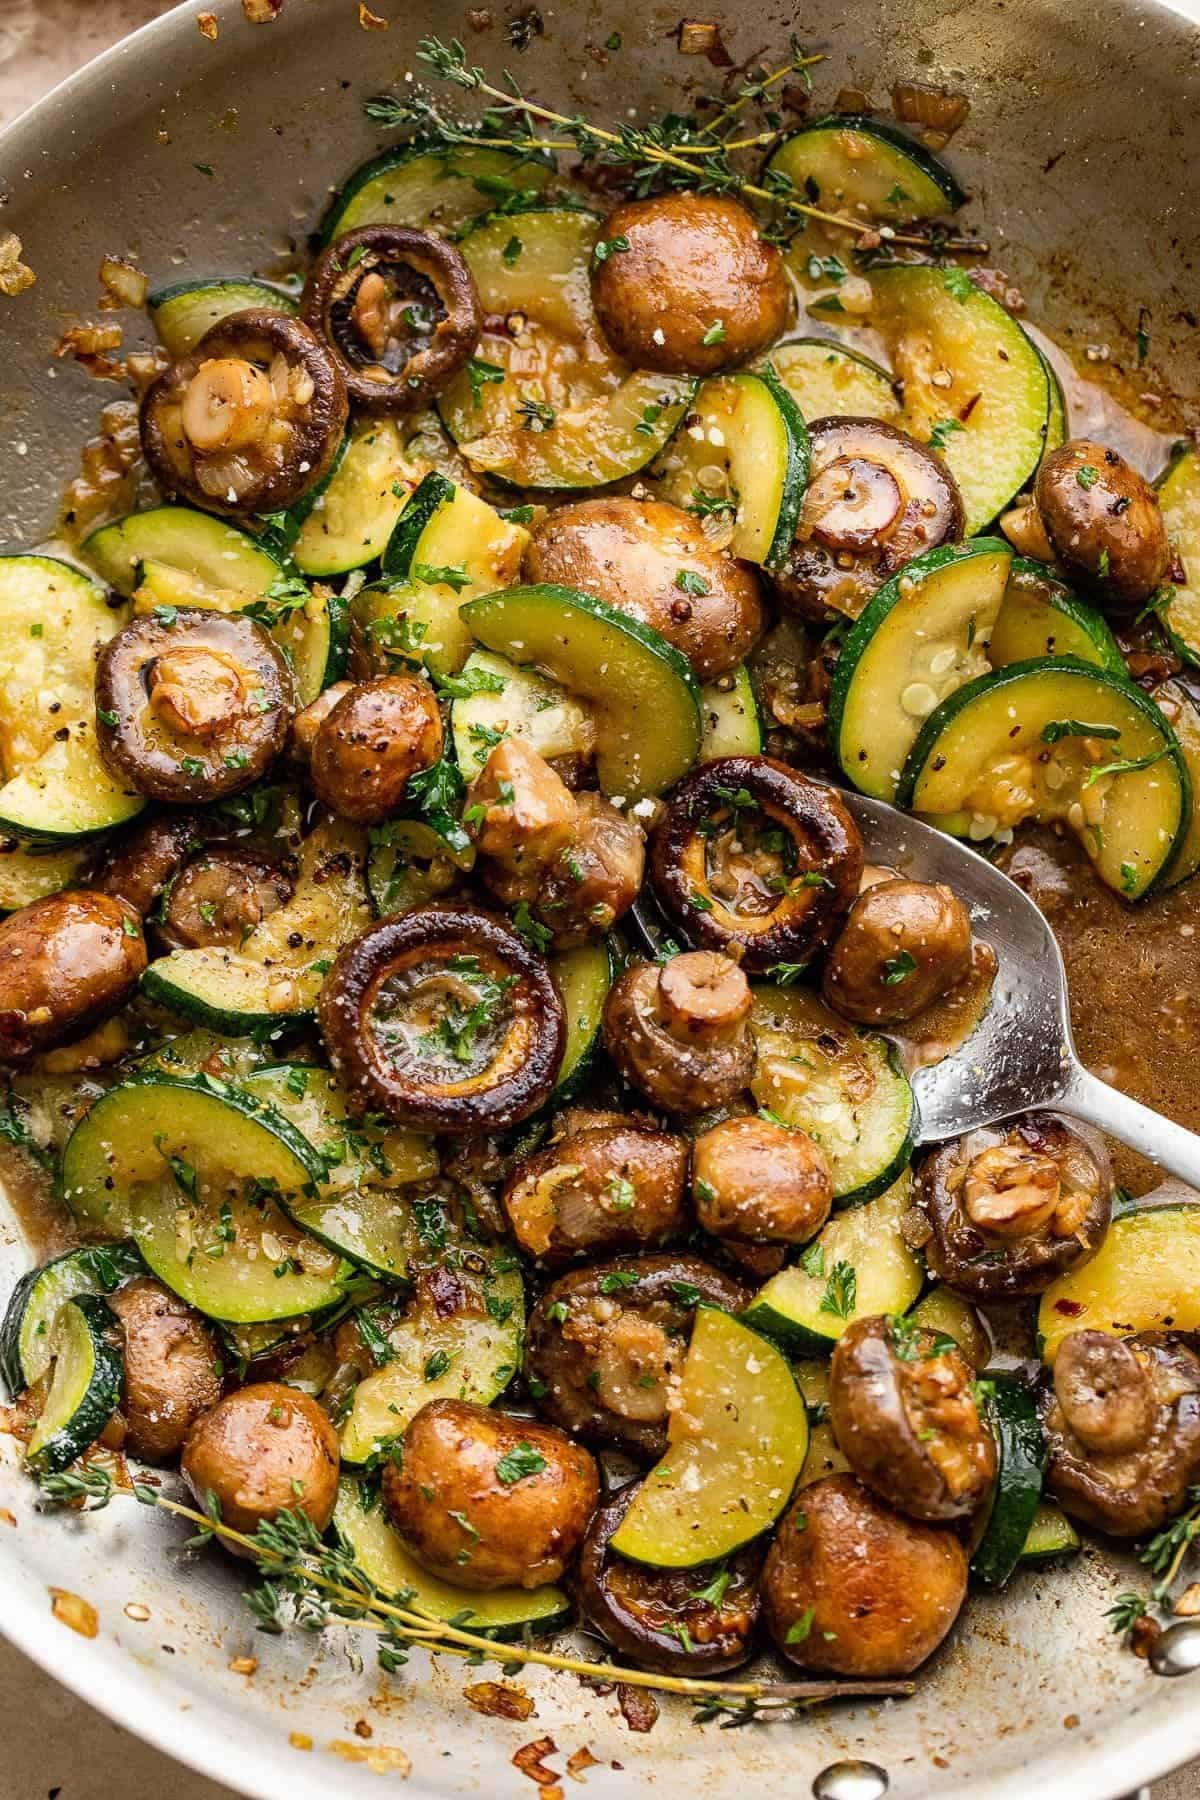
<box><xmin>0</xmin><ymin>2</ymin><xmax>1194</xmax><ymax>1796</ymax></box>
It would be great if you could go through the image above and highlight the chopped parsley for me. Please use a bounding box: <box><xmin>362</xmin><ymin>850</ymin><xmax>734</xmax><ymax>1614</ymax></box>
<box><xmin>883</xmin><ymin>950</ymin><xmax>918</xmax><ymax>985</ymax></box>
<box><xmin>675</xmin><ymin>568</ymin><xmax>712</xmax><ymax>596</ymax></box>
<box><xmin>818</xmin><ymin>1259</ymin><xmax>857</xmax><ymax>1319</ymax></box>
<box><xmin>591</xmin><ymin>234</ymin><xmax>630</xmax><ymax>267</ymax></box>
<box><xmin>927</xmin><ymin>417</ymin><xmax>965</xmax><ymax>453</ymax></box>
<box><xmin>495</xmin><ymin>1443</ymin><xmax>548</xmax><ymax>1485</ymax></box>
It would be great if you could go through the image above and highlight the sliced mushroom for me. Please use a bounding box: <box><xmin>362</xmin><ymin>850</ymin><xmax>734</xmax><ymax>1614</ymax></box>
<box><xmin>602</xmin><ymin>950</ymin><xmax>755</xmax><ymax>1114</ymax></box>
<box><xmin>94</xmin><ymin>608</ymin><xmax>294</xmax><ymax>803</ymax></box>
<box><xmin>649</xmin><ymin>755</ymin><xmax>863</xmax><ymax>968</ymax></box>
<box><xmin>692</xmin><ymin>1114</ymin><xmax>831</xmax><ymax>1244</ymax></box>
<box><xmin>822</xmin><ymin>878</ymin><xmax>974</xmax><ymax>1025</ymax></box>
<box><xmin>773</xmin><ymin>419</ymin><xmax>963</xmax><ymax>623</ymax></box>
<box><xmin>524</xmin><ymin>1254</ymin><xmax>750</xmax><ymax>1460</ymax></box>
<box><xmin>1042</xmin><ymin>1331</ymin><xmax>1200</xmax><ymax>1537</ymax></box>
<box><xmin>919</xmin><ymin>1114</ymin><xmax>1113</xmax><ymax>1300</ymax></box>
<box><xmin>157</xmin><ymin>847</ymin><xmax>292</xmax><ymax>951</ymax></box>
<box><xmin>303</xmin><ymin>225</ymin><xmax>481</xmax><ymax>410</ymax></box>
<box><xmin>828</xmin><ymin>1314</ymin><xmax>997</xmax><ymax>1523</ymax></box>
<box><xmin>317</xmin><ymin>905</ymin><xmax>565</xmax><ymax>1131</ymax></box>
<box><xmin>140</xmin><ymin>309</ymin><xmax>348</xmax><ymax>515</ymax></box>
<box><xmin>578</xmin><ymin>1479</ymin><xmax>762</xmax><ymax>1674</ymax></box>
<box><xmin>1034</xmin><ymin>438</ymin><xmax>1170</xmax><ymax>609</ymax></box>
<box><xmin>503</xmin><ymin>1122</ymin><xmax>688</xmax><ymax>1264</ymax></box>
<box><xmin>0</xmin><ymin>890</ymin><xmax>146</xmax><ymax>1060</ymax></box>
<box><xmin>308</xmin><ymin>675</ymin><xmax>443</xmax><ymax>824</ymax></box>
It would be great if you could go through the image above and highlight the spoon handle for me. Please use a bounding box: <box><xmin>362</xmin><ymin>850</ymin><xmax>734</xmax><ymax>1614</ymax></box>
<box><xmin>1057</xmin><ymin>1065</ymin><xmax>1200</xmax><ymax>1192</ymax></box>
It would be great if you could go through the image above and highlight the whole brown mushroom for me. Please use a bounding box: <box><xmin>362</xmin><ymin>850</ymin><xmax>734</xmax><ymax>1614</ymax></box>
<box><xmin>181</xmin><ymin>1382</ymin><xmax>340</xmax><ymax>1551</ymax></box>
<box><xmin>503</xmin><ymin>1122</ymin><xmax>688</xmax><ymax>1263</ymax></box>
<box><xmin>1042</xmin><ymin>1331</ymin><xmax>1200</xmax><ymax>1537</ymax></box>
<box><xmin>108</xmin><ymin>1277</ymin><xmax>223</xmax><ymax>1463</ymax></box>
<box><xmin>158</xmin><ymin>848</ymin><xmax>292</xmax><ymax>951</ymax></box>
<box><xmin>0</xmin><ymin>890</ymin><xmax>145</xmax><ymax>1060</ymax></box>
<box><xmin>524</xmin><ymin>497</ymin><xmax>766</xmax><ymax>680</ymax></box>
<box><xmin>381</xmin><ymin>1399</ymin><xmax>598</xmax><ymax>1590</ymax></box>
<box><xmin>309</xmin><ymin>675</ymin><xmax>443</xmax><ymax>824</ymax></box>
<box><xmin>692</xmin><ymin>1115</ymin><xmax>831</xmax><ymax>1245</ymax></box>
<box><xmin>1034</xmin><ymin>438</ymin><xmax>1170</xmax><ymax>609</ymax></box>
<box><xmin>823</xmin><ymin>879</ymin><xmax>974</xmax><ymax>1025</ymax></box>
<box><xmin>762</xmin><ymin>1474</ymin><xmax>968</xmax><ymax>1677</ymax></box>
<box><xmin>602</xmin><ymin>950</ymin><xmax>755</xmax><ymax>1114</ymax></box>
<box><xmin>590</xmin><ymin>193</ymin><xmax>792</xmax><ymax>376</ymax></box>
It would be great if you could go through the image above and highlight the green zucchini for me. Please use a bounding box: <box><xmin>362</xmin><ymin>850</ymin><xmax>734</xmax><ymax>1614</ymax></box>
<box><xmin>373</xmin><ymin>471</ymin><xmax>530</xmax><ymax>676</ymax></box>
<box><xmin>449</xmin><ymin>649</ymin><xmax>594</xmax><ymax>781</ymax></box>
<box><xmin>322</xmin><ymin>143</ymin><xmax>556</xmax><ymax>243</ymax></box>
<box><xmin>148</xmin><ymin>277</ymin><xmax>298</xmax><ymax>358</ymax></box>
<box><xmin>610</xmin><ymin>1307</ymin><xmax>808</xmax><ymax>1567</ymax></box>
<box><xmin>750</xmin><ymin>985</ymin><xmax>916</xmax><ymax>1206</ymax></box>
<box><xmin>1155</xmin><ymin>679</ymin><xmax>1200</xmax><ymax>887</ymax></box>
<box><xmin>551</xmin><ymin>937</ymin><xmax>616</xmax><ymax>1097</ymax></box>
<box><xmin>862</xmin><ymin>266</ymin><xmax>1050</xmax><ymax>535</ymax></box>
<box><xmin>1040</xmin><ymin>350</ymin><xmax>1068</xmax><ymax>458</ymax></box>
<box><xmin>988</xmin><ymin>558</ymin><xmax>1124</xmax><ymax>674</ymax></box>
<box><xmin>1037</xmin><ymin>1204</ymin><xmax>1200</xmax><ymax>1363</ymax></box>
<box><xmin>1156</xmin><ymin>444</ymin><xmax>1200</xmax><ymax>667</ymax></box>
<box><xmin>26</xmin><ymin>1294</ymin><xmax>123</xmax><ymax>1474</ymax></box>
<box><xmin>1020</xmin><ymin>1501</ymin><xmax>1080</xmax><ymax>1562</ymax></box>
<box><xmin>650</xmin><ymin>366</ymin><xmax>809</xmax><ymax>568</ymax></box>
<box><xmin>763</xmin><ymin>337</ymin><xmax>900</xmax><ymax>425</ymax></box>
<box><xmin>291</xmin><ymin>418</ymin><xmax>414</xmax><ymax>578</ymax></box>
<box><xmin>900</xmin><ymin>658</ymin><xmax>1189</xmax><ymax>901</ymax></box>
<box><xmin>0</xmin><ymin>555</ymin><xmax>142</xmax><ymax>841</ymax></box>
<box><xmin>84</xmin><ymin>506</ymin><xmax>280</xmax><ymax>600</ymax></box>
<box><xmin>366</xmin><ymin>815</ymin><xmax>475</xmax><ymax>916</ymax></box>
<box><xmin>333</xmin><ymin>1475</ymin><xmax>570</xmax><ymax>1634</ymax></box>
<box><xmin>0</xmin><ymin>1242</ymin><xmax>142</xmax><ymax>1396</ymax></box>
<box><xmin>829</xmin><ymin>538</ymin><xmax>1013</xmax><ymax>801</ymax></box>
<box><xmin>766</xmin><ymin>116</ymin><xmax>964</xmax><ymax>224</ymax></box>
<box><xmin>742</xmin><ymin>1171</ymin><xmax>923</xmax><ymax>1354</ymax></box>
<box><xmin>970</xmin><ymin>1377</ymin><xmax>1045</xmax><ymax>1588</ymax></box>
<box><xmin>461</xmin><ymin>585</ymin><xmax>701</xmax><ymax>802</ymax></box>
<box><xmin>907</xmin><ymin>1284</ymin><xmax>991</xmax><ymax>1370</ymax></box>
<box><xmin>795</xmin><ymin>1359</ymin><xmax>850</xmax><ymax>1487</ymax></box>
<box><xmin>338</xmin><ymin>1215</ymin><xmax>524</xmax><ymax>1464</ymax></box>
<box><xmin>142</xmin><ymin>815</ymin><xmax>371</xmax><ymax>1032</ymax></box>
<box><xmin>699</xmin><ymin>664</ymin><xmax>763</xmax><ymax>760</ymax></box>
<box><xmin>438</xmin><ymin>209</ymin><xmax>694</xmax><ymax>488</ymax></box>
<box><xmin>60</xmin><ymin>1074</ymin><xmax>347</xmax><ymax>1322</ymax></box>
<box><xmin>0</xmin><ymin>840</ymin><xmax>91</xmax><ymax>912</ymax></box>
<box><xmin>239</xmin><ymin>1065</ymin><xmax>437</xmax><ymax>1280</ymax></box>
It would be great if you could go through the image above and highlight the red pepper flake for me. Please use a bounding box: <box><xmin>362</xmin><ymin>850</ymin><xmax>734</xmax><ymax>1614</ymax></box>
<box><xmin>1055</xmin><ymin>1299</ymin><xmax>1086</xmax><ymax>1317</ymax></box>
<box><xmin>466</xmin><ymin>1682</ymin><xmax>535</xmax><ymax>1721</ymax></box>
<box><xmin>617</xmin><ymin>1685</ymin><xmax>658</xmax><ymax>1733</ymax></box>
<box><xmin>513</xmin><ymin>1737</ymin><xmax>559</xmax><ymax>1786</ymax></box>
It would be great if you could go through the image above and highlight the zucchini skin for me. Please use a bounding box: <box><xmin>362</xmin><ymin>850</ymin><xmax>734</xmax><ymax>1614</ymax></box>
<box><xmin>382</xmin><ymin>470</ymin><xmax>455</xmax><ymax>580</ymax></box>
<box><xmin>0</xmin><ymin>1242</ymin><xmax>142</xmax><ymax>1396</ymax></box>
<box><xmin>773</xmin><ymin>114</ymin><xmax>967</xmax><ymax>211</ymax></box>
<box><xmin>25</xmin><ymin>1293</ymin><xmax>123</xmax><ymax>1475</ymax></box>
<box><xmin>758</xmin><ymin>363</ymin><xmax>811</xmax><ymax>571</ymax></box>
<box><xmin>970</xmin><ymin>1377</ymin><xmax>1046</xmax><ymax>1588</ymax></box>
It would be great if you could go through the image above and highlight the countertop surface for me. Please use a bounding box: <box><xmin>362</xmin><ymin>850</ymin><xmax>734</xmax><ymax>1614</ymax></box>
<box><xmin>0</xmin><ymin>3</ymin><xmax>1195</xmax><ymax>1798</ymax></box>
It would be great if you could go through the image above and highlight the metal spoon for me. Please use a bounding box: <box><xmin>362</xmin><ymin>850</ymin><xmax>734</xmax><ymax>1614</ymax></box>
<box><xmin>840</xmin><ymin>791</ymin><xmax>1200</xmax><ymax>1188</ymax></box>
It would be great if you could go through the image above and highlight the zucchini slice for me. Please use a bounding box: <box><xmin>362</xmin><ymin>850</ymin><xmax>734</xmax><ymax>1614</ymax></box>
<box><xmin>26</xmin><ymin>1294</ymin><xmax>123</xmax><ymax>1475</ymax></box>
<box><xmin>1020</xmin><ymin>1501</ymin><xmax>1081</xmax><ymax>1562</ymax></box>
<box><xmin>863</xmin><ymin>266</ymin><xmax>1050</xmax><ymax>535</ymax></box>
<box><xmin>1037</xmin><ymin>1204</ymin><xmax>1200</xmax><ymax>1362</ymax></box>
<box><xmin>291</xmin><ymin>418</ymin><xmax>414</xmax><ymax>578</ymax></box>
<box><xmin>85</xmin><ymin>506</ymin><xmax>280</xmax><ymax>600</ymax></box>
<box><xmin>650</xmin><ymin>366</ymin><xmax>809</xmax><ymax>568</ymax></box>
<box><xmin>0</xmin><ymin>1241</ymin><xmax>142</xmax><ymax>1395</ymax></box>
<box><xmin>742</xmin><ymin>1171</ymin><xmax>923</xmax><ymax>1354</ymax></box>
<box><xmin>795</xmin><ymin>1360</ymin><xmax>850</xmax><ymax>1487</ymax></box>
<box><xmin>1040</xmin><ymin>350</ymin><xmax>1068</xmax><ymax>459</ymax></box>
<box><xmin>148</xmin><ymin>277</ymin><xmax>298</xmax><ymax>358</ymax></box>
<box><xmin>988</xmin><ymin>558</ymin><xmax>1124</xmax><ymax>674</ymax></box>
<box><xmin>333</xmin><ymin>1475</ymin><xmax>570</xmax><ymax>1634</ymax></box>
<box><xmin>367</xmin><ymin>815</ymin><xmax>475</xmax><ymax>916</ymax></box>
<box><xmin>830</xmin><ymin>538</ymin><xmax>1013</xmax><ymax>801</ymax></box>
<box><xmin>239</xmin><ymin>1065</ymin><xmax>437</xmax><ymax>1280</ymax></box>
<box><xmin>1156</xmin><ymin>444</ymin><xmax>1200</xmax><ymax>667</ymax></box>
<box><xmin>552</xmin><ymin>937</ymin><xmax>616</xmax><ymax>1098</ymax></box>
<box><xmin>610</xmin><ymin>1307</ymin><xmax>808</xmax><ymax>1568</ymax></box>
<box><xmin>338</xmin><ymin>1222</ymin><xmax>524</xmax><ymax>1464</ymax></box>
<box><xmin>461</xmin><ymin>585</ymin><xmax>701</xmax><ymax>802</ymax></box>
<box><xmin>1155</xmin><ymin>679</ymin><xmax>1200</xmax><ymax>887</ymax></box>
<box><xmin>750</xmin><ymin>985</ymin><xmax>916</xmax><ymax>1206</ymax></box>
<box><xmin>970</xmin><ymin>1377</ymin><xmax>1045</xmax><ymax>1589</ymax></box>
<box><xmin>449</xmin><ymin>649</ymin><xmax>594</xmax><ymax>782</ymax></box>
<box><xmin>373</xmin><ymin>471</ymin><xmax>530</xmax><ymax>676</ymax></box>
<box><xmin>900</xmin><ymin>658</ymin><xmax>1189</xmax><ymax>900</ymax></box>
<box><xmin>0</xmin><ymin>555</ymin><xmax>142</xmax><ymax>841</ymax></box>
<box><xmin>764</xmin><ymin>337</ymin><xmax>900</xmax><ymax>425</ymax></box>
<box><xmin>60</xmin><ymin>1074</ymin><xmax>347</xmax><ymax>1321</ymax></box>
<box><xmin>437</xmin><ymin>209</ymin><xmax>694</xmax><ymax>488</ymax></box>
<box><xmin>699</xmin><ymin>663</ymin><xmax>763</xmax><ymax>761</ymax></box>
<box><xmin>322</xmin><ymin>144</ymin><xmax>556</xmax><ymax>243</ymax></box>
<box><xmin>142</xmin><ymin>815</ymin><xmax>370</xmax><ymax>1032</ymax></box>
<box><xmin>766</xmin><ymin>116</ymin><xmax>964</xmax><ymax>224</ymax></box>
<box><xmin>0</xmin><ymin>840</ymin><xmax>91</xmax><ymax>912</ymax></box>
<box><xmin>908</xmin><ymin>1284</ymin><xmax>991</xmax><ymax>1370</ymax></box>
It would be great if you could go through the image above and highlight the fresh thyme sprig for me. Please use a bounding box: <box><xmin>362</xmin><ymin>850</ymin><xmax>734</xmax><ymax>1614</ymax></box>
<box><xmin>1107</xmin><ymin>1485</ymin><xmax>1200</xmax><ymax>1641</ymax></box>
<box><xmin>70</xmin><ymin>1486</ymin><xmax>913</xmax><ymax>1715</ymax></box>
<box><xmin>365</xmin><ymin>36</ymin><xmax>987</xmax><ymax>254</ymax></box>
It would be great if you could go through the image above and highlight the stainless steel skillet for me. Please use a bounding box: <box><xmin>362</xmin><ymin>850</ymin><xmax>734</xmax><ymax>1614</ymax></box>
<box><xmin>3</xmin><ymin>1</ymin><xmax>1200</xmax><ymax>1796</ymax></box>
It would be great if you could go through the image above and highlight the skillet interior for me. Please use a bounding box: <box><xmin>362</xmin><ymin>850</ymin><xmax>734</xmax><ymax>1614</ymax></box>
<box><xmin>0</xmin><ymin>0</ymin><xmax>1199</xmax><ymax>1794</ymax></box>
